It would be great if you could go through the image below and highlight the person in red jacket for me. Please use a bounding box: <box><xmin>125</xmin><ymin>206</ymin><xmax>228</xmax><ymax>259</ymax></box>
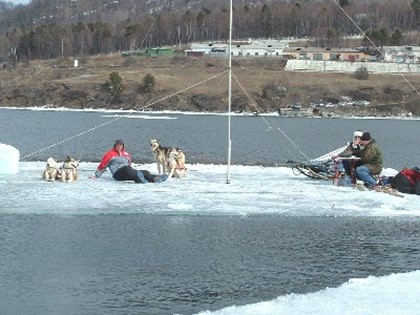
<box><xmin>91</xmin><ymin>139</ymin><xmax>167</xmax><ymax>183</ymax></box>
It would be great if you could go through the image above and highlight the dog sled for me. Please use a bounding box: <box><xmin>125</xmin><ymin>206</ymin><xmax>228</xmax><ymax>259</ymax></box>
<box><xmin>287</xmin><ymin>145</ymin><xmax>347</xmax><ymax>181</ymax></box>
<box><xmin>287</xmin><ymin>160</ymin><xmax>336</xmax><ymax>181</ymax></box>
<box><xmin>287</xmin><ymin>146</ymin><xmax>409</xmax><ymax>197</ymax></box>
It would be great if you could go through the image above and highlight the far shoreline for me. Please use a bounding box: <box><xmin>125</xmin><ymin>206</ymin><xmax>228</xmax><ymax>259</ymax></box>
<box><xmin>1</xmin><ymin>106</ymin><xmax>419</xmax><ymax>121</ymax></box>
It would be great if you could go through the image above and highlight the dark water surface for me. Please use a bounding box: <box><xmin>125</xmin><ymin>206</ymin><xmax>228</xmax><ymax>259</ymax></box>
<box><xmin>0</xmin><ymin>109</ymin><xmax>419</xmax><ymax>314</ymax></box>
<box><xmin>1</xmin><ymin>215</ymin><xmax>420</xmax><ymax>315</ymax></box>
<box><xmin>0</xmin><ymin>108</ymin><xmax>419</xmax><ymax>169</ymax></box>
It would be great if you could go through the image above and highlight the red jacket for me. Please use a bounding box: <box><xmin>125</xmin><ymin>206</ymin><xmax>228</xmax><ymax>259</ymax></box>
<box><xmin>94</xmin><ymin>148</ymin><xmax>132</xmax><ymax>177</ymax></box>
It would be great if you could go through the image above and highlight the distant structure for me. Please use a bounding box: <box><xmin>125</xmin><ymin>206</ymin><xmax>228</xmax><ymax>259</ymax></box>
<box><xmin>122</xmin><ymin>47</ymin><xmax>175</xmax><ymax>57</ymax></box>
<box><xmin>283</xmin><ymin>46</ymin><xmax>374</xmax><ymax>62</ymax></box>
<box><xmin>187</xmin><ymin>39</ymin><xmax>291</xmax><ymax>57</ymax></box>
<box><xmin>381</xmin><ymin>46</ymin><xmax>420</xmax><ymax>63</ymax></box>
<box><xmin>120</xmin><ymin>38</ymin><xmax>420</xmax><ymax>68</ymax></box>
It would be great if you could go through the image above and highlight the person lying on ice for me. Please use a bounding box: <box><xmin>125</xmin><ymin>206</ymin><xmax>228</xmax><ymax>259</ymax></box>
<box><xmin>91</xmin><ymin>139</ymin><xmax>168</xmax><ymax>183</ymax></box>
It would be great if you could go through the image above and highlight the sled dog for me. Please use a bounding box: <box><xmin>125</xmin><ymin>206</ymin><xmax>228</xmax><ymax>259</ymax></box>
<box><xmin>61</xmin><ymin>156</ymin><xmax>80</xmax><ymax>182</ymax></box>
<box><xmin>42</xmin><ymin>157</ymin><xmax>61</xmax><ymax>182</ymax></box>
<box><xmin>150</xmin><ymin>139</ymin><xmax>187</xmax><ymax>178</ymax></box>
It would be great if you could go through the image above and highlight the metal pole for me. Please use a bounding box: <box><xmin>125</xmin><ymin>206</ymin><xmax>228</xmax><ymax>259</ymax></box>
<box><xmin>226</xmin><ymin>0</ymin><xmax>233</xmax><ymax>184</ymax></box>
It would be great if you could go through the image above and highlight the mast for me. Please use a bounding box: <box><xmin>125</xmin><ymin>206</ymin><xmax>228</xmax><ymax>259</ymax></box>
<box><xmin>226</xmin><ymin>0</ymin><xmax>233</xmax><ymax>184</ymax></box>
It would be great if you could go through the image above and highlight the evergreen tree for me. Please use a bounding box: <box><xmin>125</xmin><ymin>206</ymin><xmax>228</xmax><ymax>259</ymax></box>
<box><xmin>365</xmin><ymin>28</ymin><xmax>389</xmax><ymax>48</ymax></box>
<box><xmin>412</xmin><ymin>0</ymin><xmax>420</xmax><ymax>29</ymax></box>
<box><xmin>389</xmin><ymin>29</ymin><xmax>404</xmax><ymax>46</ymax></box>
<box><xmin>107</xmin><ymin>71</ymin><xmax>123</xmax><ymax>103</ymax></box>
<box><xmin>140</xmin><ymin>73</ymin><xmax>156</xmax><ymax>94</ymax></box>
<box><xmin>339</xmin><ymin>0</ymin><xmax>350</xmax><ymax>7</ymax></box>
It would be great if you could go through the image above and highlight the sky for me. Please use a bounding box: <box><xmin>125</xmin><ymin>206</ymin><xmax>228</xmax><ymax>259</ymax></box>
<box><xmin>1</xmin><ymin>143</ymin><xmax>420</xmax><ymax>314</ymax></box>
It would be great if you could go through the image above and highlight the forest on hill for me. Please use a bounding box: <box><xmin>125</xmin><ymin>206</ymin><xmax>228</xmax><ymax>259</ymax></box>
<box><xmin>0</xmin><ymin>0</ymin><xmax>419</xmax><ymax>62</ymax></box>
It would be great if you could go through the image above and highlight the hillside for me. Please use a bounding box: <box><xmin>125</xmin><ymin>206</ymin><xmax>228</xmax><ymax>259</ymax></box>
<box><xmin>1</xmin><ymin>0</ymin><xmax>419</xmax><ymax>62</ymax></box>
<box><xmin>0</xmin><ymin>54</ymin><xmax>419</xmax><ymax>117</ymax></box>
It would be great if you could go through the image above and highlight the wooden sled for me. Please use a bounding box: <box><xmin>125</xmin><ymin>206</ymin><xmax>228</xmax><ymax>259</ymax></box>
<box><xmin>375</xmin><ymin>185</ymin><xmax>405</xmax><ymax>197</ymax></box>
<box><xmin>355</xmin><ymin>182</ymin><xmax>404</xmax><ymax>197</ymax></box>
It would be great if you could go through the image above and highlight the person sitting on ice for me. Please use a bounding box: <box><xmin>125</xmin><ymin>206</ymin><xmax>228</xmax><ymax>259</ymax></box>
<box><xmin>339</xmin><ymin>130</ymin><xmax>363</xmax><ymax>175</ymax></box>
<box><xmin>354</xmin><ymin>132</ymin><xmax>383</xmax><ymax>190</ymax></box>
<box><xmin>91</xmin><ymin>139</ymin><xmax>168</xmax><ymax>183</ymax></box>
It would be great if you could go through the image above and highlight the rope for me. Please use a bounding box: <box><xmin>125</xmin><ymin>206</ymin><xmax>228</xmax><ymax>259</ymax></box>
<box><xmin>232</xmin><ymin>72</ymin><xmax>311</xmax><ymax>162</ymax></box>
<box><xmin>331</xmin><ymin>0</ymin><xmax>420</xmax><ymax>98</ymax></box>
<box><xmin>231</xmin><ymin>72</ymin><xmax>337</xmax><ymax>210</ymax></box>
<box><xmin>17</xmin><ymin>1</ymin><xmax>417</xmax><ymax>203</ymax></box>
<box><xmin>20</xmin><ymin>70</ymin><xmax>228</xmax><ymax>161</ymax></box>
<box><xmin>133</xmin><ymin>70</ymin><xmax>228</xmax><ymax>111</ymax></box>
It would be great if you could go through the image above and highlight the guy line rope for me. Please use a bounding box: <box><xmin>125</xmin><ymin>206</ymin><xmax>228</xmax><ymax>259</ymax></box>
<box><xmin>331</xmin><ymin>0</ymin><xmax>420</xmax><ymax>98</ymax></box>
<box><xmin>20</xmin><ymin>70</ymin><xmax>228</xmax><ymax>161</ymax></box>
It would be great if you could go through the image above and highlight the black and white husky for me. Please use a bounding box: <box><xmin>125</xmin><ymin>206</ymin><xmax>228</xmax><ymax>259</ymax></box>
<box><xmin>150</xmin><ymin>139</ymin><xmax>187</xmax><ymax>178</ymax></box>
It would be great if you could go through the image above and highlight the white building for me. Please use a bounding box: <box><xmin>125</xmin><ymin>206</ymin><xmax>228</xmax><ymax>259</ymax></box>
<box><xmin>189</xmin><ymin>39</ymin><xmax>290</xmax><ymax>57</ymax></box>
<box><xmin>382</xmin><ymin>46</ymin><xmax>420</xmax><ymax>63</ymax></box>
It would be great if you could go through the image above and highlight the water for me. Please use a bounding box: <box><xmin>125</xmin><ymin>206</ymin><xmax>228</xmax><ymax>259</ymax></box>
<box><xmin>1</xmin><ymin>215</ymin><xmax>420</xmax><ymax>315</ymax></box>
<box><xmin>0</xmin><ymin>108</ymin><xmax>419</xmax><ymax>169</ymax></box>
<box><xmin>0</xmin><ymin>108</ymin><xmax>419</xmax><ymax>314</ymax></box>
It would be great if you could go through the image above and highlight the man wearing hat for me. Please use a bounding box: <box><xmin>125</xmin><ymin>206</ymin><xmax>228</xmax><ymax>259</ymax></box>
<box><xmin>354</xmin><ymin>131</ymin><xmax>383</xmax><ymax>189</ymax></box>
<box><xmin>91</xmin><ymin>139</ymin><xmax>168</xmax><ymax>183</ymax></box>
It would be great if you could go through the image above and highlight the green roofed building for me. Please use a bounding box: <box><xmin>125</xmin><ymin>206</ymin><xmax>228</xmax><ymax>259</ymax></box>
<box><xmin>122</xmin><ymin>48</ymin><xmax>175</xmax><ymax>57</ymax></box>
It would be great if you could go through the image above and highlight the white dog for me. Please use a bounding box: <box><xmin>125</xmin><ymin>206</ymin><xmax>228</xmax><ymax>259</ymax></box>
<box><xmin>61</xmin><ymin>156</ymin><xmax>79</xmax><ymax>182</ymax></box>
<box><xmin>42</xmin><ymin>157</ymin><xmax>61</xmax><ymax>182</ymax></box>
<box><xmin>150</xmin><ymin>139</ymin><xmax>187</xmax><ymax>178</ymax></box>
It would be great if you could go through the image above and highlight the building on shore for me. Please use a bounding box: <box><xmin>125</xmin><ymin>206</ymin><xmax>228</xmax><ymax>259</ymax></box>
<box><xmin>187</xmin><ymin>39</ymin><xmax>291</xmax><ymax>58</ymax></box>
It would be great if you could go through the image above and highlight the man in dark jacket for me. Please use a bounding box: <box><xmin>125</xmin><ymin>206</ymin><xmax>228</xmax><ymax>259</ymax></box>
<box><xmin>354</xmin><ymin>132</ymin><xmax>383</xmax><ymax>189</ymax></box>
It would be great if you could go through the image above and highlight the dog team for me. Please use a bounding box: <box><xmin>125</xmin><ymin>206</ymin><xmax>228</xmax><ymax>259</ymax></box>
<box><xmin>42</xmin><ymin>139</ymin><xmax>187</xmax><ymax>183</ymax></box>
<box><xmin>42</xmin><ymin>156</ymin><xmax>80</xmax><ymax>182</ymax></box>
